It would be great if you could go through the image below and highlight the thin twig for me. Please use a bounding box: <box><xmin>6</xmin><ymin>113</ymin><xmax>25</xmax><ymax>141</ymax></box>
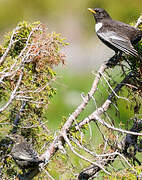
<box><xmin>0</xmin><ymin>69</ymin><xmax>23</xmax><ymax>112</ymax></box>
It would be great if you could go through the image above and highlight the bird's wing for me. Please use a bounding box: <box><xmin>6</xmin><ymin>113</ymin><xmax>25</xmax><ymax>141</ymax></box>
<box><xmin>22</xmin><ymin>145</ymin><xmax>39</xmax><ymax>161</ymax></box>
<box><xmin>17</xmin><ymin>152</ymin><xmax>34</xmax><ymax>161</ymax></box>
<box><xmin>12</xmin><ymin>143</ymin><xmax>39</xmax><ymax>162</ymax></box>
<box><xmin>97</xmin><ymin>31</ymin><xmax>138</xmax><ymax>57</ymax></box>
<box><xmin>12</xmin><ymin>150</ymin><xmax>35</xmax><ymax>161</ymax></box>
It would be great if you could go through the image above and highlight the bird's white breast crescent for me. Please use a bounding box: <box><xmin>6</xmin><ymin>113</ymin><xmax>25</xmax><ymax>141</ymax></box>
<box><xmin>95</xmin><ymin>22</ymin><xmax>103</xmax><ymax>32</ymax></box>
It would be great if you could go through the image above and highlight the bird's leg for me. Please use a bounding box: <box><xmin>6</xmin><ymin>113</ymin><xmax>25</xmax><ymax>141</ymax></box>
<box><xmin>106</xmin><ymin>51</ymin><xmax>122</xmax><ymax>67</ymax></box>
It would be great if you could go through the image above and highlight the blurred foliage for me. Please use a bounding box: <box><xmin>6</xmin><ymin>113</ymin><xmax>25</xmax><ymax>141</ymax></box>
<box><xmin>0</xmin><ymin>0</ymin><xmax>142</xmax><ymax>35</ymax></box>
<box><xmin>105</xmin><ymin>165</ymin><xmax>142</xmax><ymax>180</ymax></box>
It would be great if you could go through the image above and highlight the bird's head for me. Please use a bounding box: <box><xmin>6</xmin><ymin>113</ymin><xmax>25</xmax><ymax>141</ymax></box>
<box><xmin>7</xmin><ymin>134</ymin><xmax>25</xmax><ymax>143</ymax></box>
<box><xmin>88</xmin><ymin>8</ymin><xmax>111</xmax><ymax>23</ymax></box>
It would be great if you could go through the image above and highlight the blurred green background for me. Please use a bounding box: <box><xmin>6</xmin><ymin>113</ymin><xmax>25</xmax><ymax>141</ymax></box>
<box><xmin>0</xmin><ymin>0</ymin><xmax>142</xmax><ymax>129</ymax></box>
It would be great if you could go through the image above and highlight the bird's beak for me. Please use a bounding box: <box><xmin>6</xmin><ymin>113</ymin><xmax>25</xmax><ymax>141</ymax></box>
<box><xmin>6</xmin><ymin>135</ymin><xmax>14</xmax><ymax>140</ymax></box>
<box><xmin>88</xmin><ymin>8</ymin><xmax>96</xmax><ymax>14</ymax></box>
<box><xmin>6</xmin><ymin>135</ymin><xmax>12</xmax><ymax>138</ymax></box>
<box><xmin>6</xmin><ymin>135</ymin><xmax>11</xmax><ymax>138</ymax></box>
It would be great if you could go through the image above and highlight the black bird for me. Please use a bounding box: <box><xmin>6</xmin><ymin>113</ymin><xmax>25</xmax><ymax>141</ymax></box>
<box><xmin>88</xmin><ymin>8</ymin><xmax>142</xmax><ymax>60</ymax></box>
<box><xmin>8</xmin><ymin>134</ymin><xmax>44</xmax><ymax>169</ymax></box>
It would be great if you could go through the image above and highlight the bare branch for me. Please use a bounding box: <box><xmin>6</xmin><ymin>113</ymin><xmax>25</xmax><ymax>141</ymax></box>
<box><xmin>0</xmin><ymin>69</ymin><xmax>23</xmax><ymax>112</ymax></box>
<box><xmin>0</xmin><ymin>26</ymin><xmax>20</xmax><ymax>65</ymax></box>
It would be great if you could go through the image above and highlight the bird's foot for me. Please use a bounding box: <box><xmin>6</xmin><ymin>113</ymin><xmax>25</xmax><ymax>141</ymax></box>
<box><xmin>106</xmin><ymin>52</ymin><xmax>122</xmax><ymax>67</ymax></box>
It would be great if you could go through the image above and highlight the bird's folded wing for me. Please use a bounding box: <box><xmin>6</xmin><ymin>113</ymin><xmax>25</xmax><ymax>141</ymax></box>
<box><xmin>17</xmin><ymin>153</ymin><xmax>34</xmax><ymax>161</ymax></box>
<box><xmin>13</xmin><ymin>145</ymin><xmax>38</xmax><ymax>162</ymax></box>
<box><xmin>97</xmin><ymin>31</ymin><xmax>138</xmax><ymax>57</ymax></box>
